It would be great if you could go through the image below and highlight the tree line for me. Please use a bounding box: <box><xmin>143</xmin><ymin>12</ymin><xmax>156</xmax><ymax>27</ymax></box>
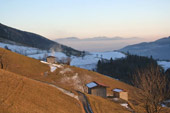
<box><xmin>96</xmin><ymin>54</ymin><xmax>165</xmax><ymax>84</ymax></box>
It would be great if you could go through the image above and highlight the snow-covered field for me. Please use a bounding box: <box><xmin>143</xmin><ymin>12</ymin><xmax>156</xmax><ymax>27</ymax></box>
<box><xmin>1</xmin><ymin>42</ymin><xmax>170</xmax><ymax>71</ymax></box>
<box><xmin>0</xmin><ymin>41</ymin><xmax>126</xmax><ymax>70</ymax></box>
<box><xmin>157</xmin><ymin>61</ymin><xmax>170</xmax><ymax>71</ymax></box>
<box><xmin>0</xmin><ymin>42</ymin><xmax>46</xmax><ymax>55</ymax></box>
<box><xmin>29</xmin><ymin>52</ymin><xmax>67</xmax><ymax>60</ymax></box>
<box><xmin>71</xmin><ymin>51</ymin><xmax>125</xmax><ymax>70</ymax></box>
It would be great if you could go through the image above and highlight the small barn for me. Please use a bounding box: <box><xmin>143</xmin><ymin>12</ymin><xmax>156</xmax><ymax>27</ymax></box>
<box><xmin>46</xmin><ymin>56</ymin><xmax>56</xmax><ymax>64</ymax></box>
<box><xmin>86</xmin><ymin>81</ymin><xmax>108</xmax><ymax>98</ymax></box>
<box><xmin>112</xmin><ymin>88</ymin><xmax>128</xmax><ymax>101</ymax></box>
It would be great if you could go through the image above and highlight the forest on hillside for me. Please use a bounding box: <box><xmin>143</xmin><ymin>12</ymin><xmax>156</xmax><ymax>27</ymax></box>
<box><xmin>96</xmin><ymin>54</ymin><xmax>170</xmax><ymax>85</ymax></box>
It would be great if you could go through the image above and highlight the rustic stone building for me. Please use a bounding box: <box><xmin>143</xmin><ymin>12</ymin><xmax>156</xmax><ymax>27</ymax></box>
<box><xmin>46</xmin><ymin>56</ymin><xmax>56</xmax><ymax>64</ymax></box>
<box><xmin>112</xmin><ymin>88</ymin><xmax>128</xmax><ymax>101</ymax></box>
<box><xmin>86</xmin><ymin>81</ymin><xmax>108</xmax><ymax>98</ymax></box>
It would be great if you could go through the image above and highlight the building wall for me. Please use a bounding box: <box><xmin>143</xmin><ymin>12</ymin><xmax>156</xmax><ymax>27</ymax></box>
<box><xmin>113</xmin><ymin>91</ymin><xmax>128</xmax><ymax>101</ymax></box>
<box><xmin>90</xmin><ymin>87</ymin><xmax>107</xmax><ymax>98</ymax></box>
<box><xmin>119</xmin><ymin>92</ymin><xmax>128</xmax><ymax>101</ymax></box>
<box><xmin>47</xmin><ymin>57</ymin><xmax>56</xmax><ymax>64</ymax></box>
<box><xmin>113</xmin><ymin>92</ymin><xmax>120</xmax><ymax>98</ymax></box>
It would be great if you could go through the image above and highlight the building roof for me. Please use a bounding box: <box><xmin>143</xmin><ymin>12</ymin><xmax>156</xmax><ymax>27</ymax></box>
<box><xmin>86</xmin><ymin>81</ymin><xmax>108</xmax><ymax>88</ymax></box>
<box><xmin>47</xmin><ymin>56</ymin><xmax>56</xmax><ymax>58</ymax></box>
<box><xmin>112</xmin><ymin>88</ymin><xmax>126</xmax><ymax>92</ymax></box>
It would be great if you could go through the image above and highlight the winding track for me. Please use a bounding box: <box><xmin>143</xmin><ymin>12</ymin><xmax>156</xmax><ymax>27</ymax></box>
<box><xmin>32</xmin><ymin>79</ymin><xmax>93</xmax><ymax>113</ymax></box>
<box><xmin>77</xmin><ymin>91</ymin><xmax>93</xmax><ymax>113</ymax></box>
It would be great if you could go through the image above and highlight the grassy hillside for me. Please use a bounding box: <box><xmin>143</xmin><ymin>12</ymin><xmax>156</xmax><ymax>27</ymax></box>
<box><xmin>1</xmin><ymin>48</ymin><xmax>170</xmax><ymax>113</ymax></box>
<box><xmin>87</xmin><ymin>94</ymin><xmax>130</xmax><ymax>113</ymax></box>
<box><xmin>0</xmin><ymin>48</ymin><xmax>138</xmax><ymax>101</ymax></box>
<box><xmin>0</xmin><ymin>48</ymin><xmax>49</xmax><ymax>79</ymax></box>
<box><xmin>0</xmin><ymin>69</ymin><xmax>82</xmax><ymax>113</ymax></box>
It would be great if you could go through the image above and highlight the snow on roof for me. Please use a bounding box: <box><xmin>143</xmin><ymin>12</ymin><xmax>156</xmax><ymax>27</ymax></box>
<box><xmin>113</xmin><ymin>88</ymin><xmax>124</xmax><ymax>92</ymax></box>
<box><xmin>86</xmin><ymin>81</ymin><xmax>108</xmax><ymax>88</ymax></box>
<box><xmin>86</xmin><ymin>82</ymin><xmax>98</xmax><ymax>88</ymax></box>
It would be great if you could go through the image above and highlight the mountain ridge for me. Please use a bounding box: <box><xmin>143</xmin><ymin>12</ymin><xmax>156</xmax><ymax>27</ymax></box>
<box><xmin>119</xmin><ymin>36</ymin><xmax>170</xmax><ymax>60</ymax></box>
<box><xmin>55</xmin><ymin>36</ymin><xmax>140</xmax><ymax>41</ymax></box>
<box><xmin>0</xmin><ymin>23</ymin><xmax>81</xmax><ymax>56</ymax></box>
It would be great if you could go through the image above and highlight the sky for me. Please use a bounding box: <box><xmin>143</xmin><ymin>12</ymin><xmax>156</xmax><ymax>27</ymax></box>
<box><xmin>0</xmin><ymin>0</ymin><xmax>170</xmax><ymax>40</ymax></box>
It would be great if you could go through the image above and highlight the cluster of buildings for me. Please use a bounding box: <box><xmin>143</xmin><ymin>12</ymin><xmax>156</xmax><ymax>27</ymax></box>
<box><xmin>86</xmin><ymin>81</ymin><xmax>128</xmax><ymax>101</ymax></box>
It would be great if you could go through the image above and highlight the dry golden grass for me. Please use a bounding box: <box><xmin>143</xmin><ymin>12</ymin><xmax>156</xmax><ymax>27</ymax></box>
<box><xmin>86</xmin><ymin>94</ymin><xmax>131</xmax><ymax>113</ymax></box>
<box><xmin>0</xmin><ymin>48</ymin><xmax>144</xmax><ymax>112</ymax></box>
<box><xmin>0</xmin><ymin>48</ymin><xmax>49</xmax><ymax>79</ymax></box>
<box><xmin>0</xmin><ymin>69</ymin><xmax>82</xmax><ymax>113</ymax></box>
<box><xmin>1</xmin><ymin>48</ymin><xmax>170</xmax><ymax>113</ymax></box>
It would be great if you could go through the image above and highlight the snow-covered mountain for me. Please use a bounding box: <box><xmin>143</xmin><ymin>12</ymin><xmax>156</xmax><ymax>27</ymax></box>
<box><xmin>120</xmin><ymin>36</ymin><xmax>170</xmax><ymax>60</ymax></box>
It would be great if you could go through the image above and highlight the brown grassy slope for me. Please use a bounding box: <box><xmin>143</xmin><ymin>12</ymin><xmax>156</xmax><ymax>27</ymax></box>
<box><xmin>87</xmin><ymin>94</ymin><xmax>131</xmax><ymax>113</ymax></box>
<box><xmin>47</xmin><ymin>65</ymin><xmax>139</xmax><ymax>103</ymax></box>
<box><xmin>0</xmin><ymin>48</ymin><xmax>136</xmax><ymax>100</ymax></box>
<box><xmin>0</xmin><ymin>48</ymin><xmax>140</xmax><ymax>111</ymax></box>
<box><xmin>0</xmin><ymin>48</ymin><xmax>49</xmax><ymax>79</ymax></box>
<box><xmin>1</xmin><ymin>48</ymin><xmax>170</xmax><ymax>112</ymax></box>
<box><xmin>0</xmin><ymin>69</ymin><xmax>82</xmax><ymax>113</ymax></box>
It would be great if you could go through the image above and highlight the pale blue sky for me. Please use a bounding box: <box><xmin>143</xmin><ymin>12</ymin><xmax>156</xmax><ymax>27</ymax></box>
<box><xmin>0</xmin><ymin>0</ymin><xmax>170</xmax><ymax>40</ymax></box>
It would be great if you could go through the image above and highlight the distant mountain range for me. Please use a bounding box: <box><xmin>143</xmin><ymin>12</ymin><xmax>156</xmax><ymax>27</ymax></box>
<box><xmin>55</xmin><ymin>37</ymin><xmax>143</xmax><ymax>52</ymax></box>
<box><xmin>120</xmin><ymin>36</ymin><xmax>170</xmax><ymax>60</ymax></box>
<box><xmin>55</xmin><ymin>36</ymin><xmax>140</xmax><ymax>41</ymax></box>
<box><xmin>0</xmin><ymin>23</ymin><xmax>81</xmax><ymax>56</ymax></box>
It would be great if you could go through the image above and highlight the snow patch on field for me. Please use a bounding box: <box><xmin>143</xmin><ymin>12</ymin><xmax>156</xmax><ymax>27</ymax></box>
<box><xmin>50</xmin><ymin>65</ymin><xmax>57</xmax><ymax>72</ymax></box>
<box><xmin>120</xmin><ymin>103</ymin><xmax>129</xmax><ymax>108</ymax></box>
<box><xmin>41</xmin><ymin>61</ymin><xmax>63</xmax><ymax>72</ymax></box>
<box><xmin>157</xmin><ymin>61</ymin><xmax>170</xmax><ymax>71</ymax></box>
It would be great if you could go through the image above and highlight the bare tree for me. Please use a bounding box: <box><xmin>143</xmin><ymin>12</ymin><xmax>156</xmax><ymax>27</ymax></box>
<box><xmin>0</xmin><ymin>50</ymin><xmax>8</xmax><ymax>69</ymax></box>
<box><xmin>133</xmin><ymin>65</ymin><xmax>169</xmax><ymax>113</ymax></box>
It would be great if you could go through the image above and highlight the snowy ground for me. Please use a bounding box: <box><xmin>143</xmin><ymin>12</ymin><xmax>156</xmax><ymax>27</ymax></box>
<box><xmin>70</xmin><ymin>51</ymin><xmax>126</xmax><ymax>70</ymax></box>
<box><xmin>0</xmin><ymin>42</ymin><xmax>46</xmax><ymax>55</ymax></box>
<box><xmin>40</xmin><ymin>61</ymin><xmax>63</xmax><ymax>72</ymax></box>
<box><xmin>157</xmin><ymin>61</ymin><xmax>170</xmax><ymax>71</ymax></box>
<box><xmin>29</xmin><ymin>52</ymin><xmax>67</xmax><ymax>60</ymax></box>
<box><xmin>1</xmin><ymin>41</ymin><xmax>170</xmax><ymax>71</ymax></box>
<box><xmin>29</xmin><ymin>49</ymin><xmax>126</xmax><ymax>70</ymax></box>
<box><xmin>120</xmin><ymin>103</ymin><xmax>129</xmax><ymax>109</ymax></box>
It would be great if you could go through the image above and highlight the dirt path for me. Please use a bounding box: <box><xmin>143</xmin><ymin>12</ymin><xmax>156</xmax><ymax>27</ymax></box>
<box><xmin>32</xmin><ymin>79</ymin><xmax>93</xmax><ymax>113</ymax></box>
<box><xmin>49</xmin><ymin>84</ymin><xmax>79</xmax><ymax>100</ymax></box>
<box><xmin>77</xmin><ymin>91</ymin><xmax>93</xmax><ymax>113</ymax></box>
